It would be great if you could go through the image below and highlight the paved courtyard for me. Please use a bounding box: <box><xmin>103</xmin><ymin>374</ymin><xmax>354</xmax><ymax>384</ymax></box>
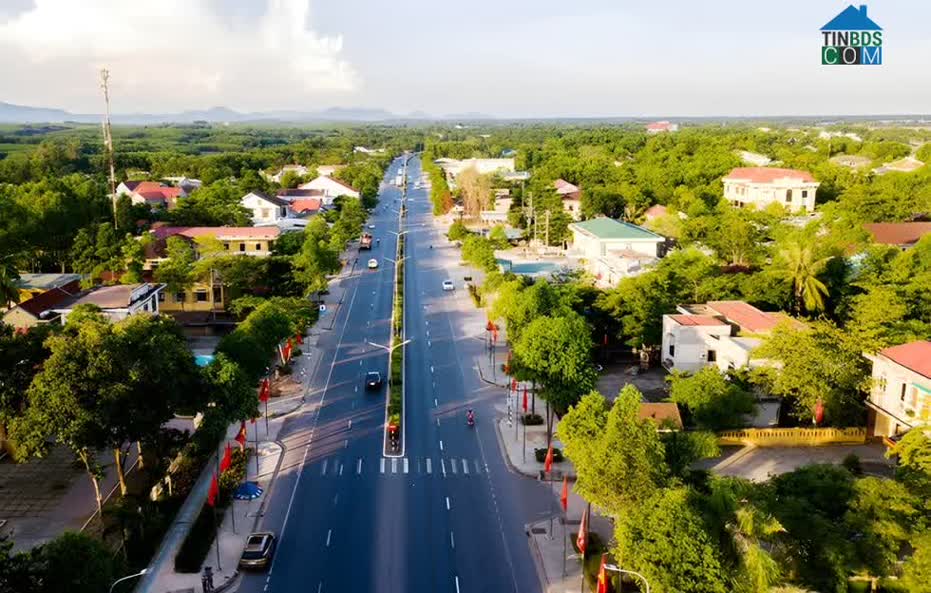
<box><xmin>699</xmin><ymin>442</ymin><xmax>895</xmax><ymax>482</ymax></box>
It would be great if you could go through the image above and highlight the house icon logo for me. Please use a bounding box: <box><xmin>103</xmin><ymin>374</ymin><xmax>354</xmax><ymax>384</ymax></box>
<box><xmin>821</xmin><ymin>4</ymin><xmax>882</xmax><ymax>65</ymax></box>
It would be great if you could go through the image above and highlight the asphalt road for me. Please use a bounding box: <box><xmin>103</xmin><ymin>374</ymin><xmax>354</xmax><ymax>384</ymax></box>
<box><xmin>237</xmin><ymin>155</ymin><xmax>553</xmax><ymax>593</ymax></box>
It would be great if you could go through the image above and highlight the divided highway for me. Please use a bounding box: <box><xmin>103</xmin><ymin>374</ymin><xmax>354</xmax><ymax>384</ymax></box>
<box><xmin>237</xmin><ymin>155</ymin><xmax>553</xmax><ymax>593</ymax></box>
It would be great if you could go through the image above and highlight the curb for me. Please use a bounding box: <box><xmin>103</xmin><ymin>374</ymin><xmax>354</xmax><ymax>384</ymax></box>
<box><xmin>493</xmin><ymin>417</ymin><xmax>541</xmax><ymax>479</ymax></box>
<box><xmin>212</xmin><ymin>570</ymin><xmax>240</xmax><ymax>593</ymax></box>
<box><xmin>476</xmin><ymin>357</ymin><xmax>509</xmax><ymax>388</ymax></box>
<box><xmin>252</xmin><ymin>439</ymin><xmax>287</xmax><ymax>532</ymax></box>
<box><xmin>524</xmin><ymin>520</ymin><xmax>550</xmax><ymax>593</ymax></box>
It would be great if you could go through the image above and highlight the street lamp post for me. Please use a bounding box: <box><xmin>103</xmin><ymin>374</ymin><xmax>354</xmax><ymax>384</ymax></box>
<box><xmin>366</xmin><ymin>339</ymin><xmax>411</xmax><ymax>353</ymax></box>
<box><xmin>109</xmin><ymin>568</ymin><xmax>147</xmax><ymax>593</ymax></box>
<box><xmin>603</xmin><ymin>565</ymin><xmax>651</xmax><ymax>593</ymax></box>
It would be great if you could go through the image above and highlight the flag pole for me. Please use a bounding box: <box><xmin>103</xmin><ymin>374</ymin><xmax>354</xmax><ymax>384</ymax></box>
<box><xmin>214</xmin><ymin>450</ymin><xmax>222</xmax><ymax>571</ymax></box>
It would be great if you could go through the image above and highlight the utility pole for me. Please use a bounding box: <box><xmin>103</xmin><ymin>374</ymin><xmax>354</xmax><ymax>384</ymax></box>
<box><xmin>99</xmin><ymin>69</ymin><xmax>118</xmax><ymax>226</ymax></box>
<box><xmin>545</xmin><ymin>210</ymin><xmax>550</xmax><ymax>248</ymax></box>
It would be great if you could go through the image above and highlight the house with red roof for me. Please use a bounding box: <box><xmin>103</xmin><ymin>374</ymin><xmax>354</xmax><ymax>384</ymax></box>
<box><xmin>2</xmin><ymin>278</ymin><xmax>82</xmax><ymax>329</ymax></box>
<box><xmin>298</xmin><ymin>176</ymin><xmax>359</xmax><ymax>205</ymax></box>
<box><xmin>661</xmin><ymin>300</ymin><xmax>800</xmax><ymax>373</ymax></box>
<box><xmin>864</xmin><ymin>341</ymin><xmax>931</xmax><ymax>441</ymax></box>
<box><xmin>553</xmin><ymin>179</ymin><xmax>582</xmax><ymax>220</ymax></box>
<box><xmin>123</xmin><ymin>181</ymin><xmax>185</xmax><ymax>209</ymax></box>
<box><xmin>863</xmin><ymin>222</ymin><xmax>931</xmax><ymax>249</ymax></box>
<box><xmin>723</xmin><ymin>167</ymin><xmax>820</xmax><ymax>213</ymax></box>
<box><xmin>646</xmin><ymin>121</ymin><xmax>678</xmax><ymax>134</ymax></box>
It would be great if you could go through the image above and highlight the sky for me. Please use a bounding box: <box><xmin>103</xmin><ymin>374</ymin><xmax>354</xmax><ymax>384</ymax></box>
<box><xmin>0</xmin><ymin>0</ymin><xmax>929</xmax><ymax>117</ymax></box>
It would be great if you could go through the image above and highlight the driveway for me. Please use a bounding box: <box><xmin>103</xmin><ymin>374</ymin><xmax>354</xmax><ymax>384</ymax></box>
<box><xmin>698</xmin><ymin>443</ymin><xmax>895</xmax><ymax>482</ymax></box>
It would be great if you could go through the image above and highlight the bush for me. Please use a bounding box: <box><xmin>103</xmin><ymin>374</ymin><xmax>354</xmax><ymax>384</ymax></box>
<box><xmin>292</xmin><ymin>348</ymin><xmax>303</xmax><ymax>357</ymax></box>
<box><xmin>522</xmin><ymin>413</ymin><xmax>544</xmax><ymax>426</ymax></box>
<box><xmin>877</xmin><ymin>579</ymin><xmax>910</xmax><ymax>593</ymax></box>
<box><xmin>467</xmin><ymin>283</ymin><xmax>482</xmax><ymax>307</ymax></box>
<box><xmin>174</xmin><ymin>503</ymin><xmax>217</xmax><ymax>573</ymax></box>
<box><xmin>534</xmin><ymin>447</ymin><xmax>564</xmax><ymax>463</ymax></box>
<box><xmin>277</xmin><ymin>364</ymin><xmax>293</xmax><ymax>375</ymax></box>
<box><xmin>842</xmin><ymin>453</ymin><xmax>863</xmax><ymax>475</ymax></box>
<box><xmin>448</xmin><ymin>220</ymin><xmax>469</xmax><ymax>241</ymax></box>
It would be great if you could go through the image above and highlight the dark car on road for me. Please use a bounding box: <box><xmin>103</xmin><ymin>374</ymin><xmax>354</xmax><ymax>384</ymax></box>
<box><xmin>239</xmin><ymin>532</ymin><xmax>276</xmax><ymax>570</ymax></box>
<box><xmin>365</xmin><ymin>371</ymin><xmax>382</xmax><ymax>389</ymax></box>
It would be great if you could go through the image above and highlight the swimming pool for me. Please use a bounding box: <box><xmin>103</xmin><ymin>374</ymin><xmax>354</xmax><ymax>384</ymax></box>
<box><xmin>195</xmin><ymin>354</ymin><xmax>215</xmax><ymax>367</ymax></box>
<box><xmin>496</xmin><ymin>259</ymin><xmax>561</xmax><ymax>275</ymax></box>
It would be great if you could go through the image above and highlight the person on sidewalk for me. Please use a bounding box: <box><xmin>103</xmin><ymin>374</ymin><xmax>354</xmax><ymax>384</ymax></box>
<box><xmin>203</xmin><ymin>566</ymin><xmax>214</xmax><ymax>592</ymax></box>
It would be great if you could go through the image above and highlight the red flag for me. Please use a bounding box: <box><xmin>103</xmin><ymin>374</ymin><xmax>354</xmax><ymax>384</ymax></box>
<box><xmin>522</xmin><ymin>387</ymin><xmax>528</xmax><ymax>413</ymax></box>
<box><xmin>560</xmin><ymin>476</ymin><xmax>569</xmax><ymax>512</ymax></box>
<box><xmin>220</xmin><ymin>443</ymin><xmax>232</xmax><ymax>473</ymax></box>
<box><xmin>814</xmin><ymin>398</ymin><xmax>824</xmax><ymax>425</ymax></box>
<box><xmin>511</xmin><ymin>378</ymin><xmax>517</xmax><ymax>393</ymax></box>
<box><xmin>296</xmin><ymin>333</ymin><xmax>304</xmax><ymax>345</ymax></box>
<box><xmin>577</xmin><ymin>505</ymin><xmax>589</xmax><ymax>555</ymax></box>
<box><xmin>250</xmin><ymin>416</ymin><xmax>256</xmax><ymax>424</ymax></box>
<box><xmin>235</xmin><ymin>421</ymin><xmax>247</xmax><ymax>450</ymax></box>
<box><xmin>603</xmin><ymin>333</ymin><xmax>608</xmax><ymax>346</ymax></box>
<box><xmin>492</xmin><ymin>328</ymin><xmax>498</xmax><ymax>343</ymax></box>
<box><xmin>544</xmin><ymin>444</ymin><xmax>554</xmax><ymax>474</ymax></box>
<box><xmin>207</xmin><ymin>473</ymin><xmax>219</xmax><ymax>507</ymax></box>
<box><xmin>259</xmin><ymin>378</ymin><xmax>270</xmax><ymax>403</ymax></box>
<box><xmin>284</xmin><ymin>340</ymin><xmax>293</xmax><ymax>362</ymax></box>
<box><xmin>597</xmin><ymin>553</ymin><xmax>610</xmax><ymax>593</ymax></box>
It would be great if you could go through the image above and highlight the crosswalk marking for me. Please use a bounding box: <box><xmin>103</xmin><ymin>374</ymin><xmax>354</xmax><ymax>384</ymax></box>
<box><xmin>403</xmin><ymin>458</ymin><xmax>409</xmax><ymax>474</ymax></box>
<box><xmin>426</xmin><ymin>458</ymin><xmax>432</xmax><ymax>474</ymax></box>
<box><xmin>391</xmin><ymin>458</ymin><xmax>398</xmax><ymax>473</ymax></box>
<box><xmin>326</xmin><ymin>456</ymin><xmax>483</xmax><ymax>477</ymax></box>
<box><xmin>451</xmin><ymin>459</ymin><xmax>458</xmax><ymax>474</ymax></box>
<box><xmin>462</xmin><ymin>458</ymin><xmax>469</xmax><ymax>475</ymax></box>
<box><xmin>380</xmin><ymin>458</ymin><xmax>385</xmax><ymax>474</ymax></box>
<box><xmin>322</xmin><ymin>459</ymin><xmax>328</xmax><ymax>476</ymax></box>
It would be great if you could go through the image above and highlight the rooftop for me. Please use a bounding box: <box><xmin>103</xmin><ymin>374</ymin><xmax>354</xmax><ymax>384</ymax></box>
<box><xmin>16</xmin><ymin>273</ymin><xmax>82</xmax><ymax>291</ymax></box>
<box><xmin>152</xmin><ymin>226</ymin><xmax>281</xmax><ymax>241</ymax></box>
<box><xmin>724</xmin><ymin>167</ymin><xmax>816</xmax><ymax>184</ymax></box>
<box><xmin>707</xmin><ymin>300</ymin><xmax>782</xmax><ymax>334</ymax></box>
<box><xmin>668</xmin><ymin>314</ymin><xmax>729</xmax><ymax>327</ymax></box>
<box><xmin>879</xmin><ymin>341</ymin><xmax>931</xmax><ymax>379</ymax></box>
<box><xmin>638</xmin><ymin>403</ymin><xmax>683</xmax><ymax>430</ymax></box>
<box><xmin>246</xmin><ymin>191</ymin><xmax>289</xmax><ymax>207</ymax></box>
<box><xmin>569</xmin><ymin>217</ymin><xmax>664</xmax><ymax>241</ymax></box>
<box><xmin>863</xmin><ymin>222</ymin><xmax>931</xmax><ymax>247</ymax></box>
<box><xmin>290</xmin><ymin>198</ymin><xmax>323</xmax><ymax>214</ymax></box>
<box><xmin>55</xmin><ymin>283</ymin><xmax>163</xmax><ymax>311</ymax></box>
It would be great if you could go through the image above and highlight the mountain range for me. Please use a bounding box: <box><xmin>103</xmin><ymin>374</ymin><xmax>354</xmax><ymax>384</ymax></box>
<box><xmin>0</xmin><ymin>101</ymin><xmax>496</xmax><ymax>124</ymax></box>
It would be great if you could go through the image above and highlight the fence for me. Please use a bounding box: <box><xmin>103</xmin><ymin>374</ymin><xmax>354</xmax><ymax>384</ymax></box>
<box><xmin>717</xmin><ymin>427</ymin><xmax>868</xmax><ymax>447</ymax></box>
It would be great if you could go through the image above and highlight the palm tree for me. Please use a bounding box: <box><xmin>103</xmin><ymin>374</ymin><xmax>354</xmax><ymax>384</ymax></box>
<box><xmin>729</xmin><ymin>506</ymin><xmax>785</xmax><ymax>593</ymax></box>
<box><xmin>776</xmin><ymin>241</ymin><xmax>832</xmax><ymax>314</ymax></box>
<box><xmin>0</xmin><ymin>264</ymin><xmax>21</xmax><ymax>309</ymax></box>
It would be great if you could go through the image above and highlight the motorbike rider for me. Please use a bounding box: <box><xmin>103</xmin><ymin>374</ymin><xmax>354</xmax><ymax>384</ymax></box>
<box><xmin>467</xmin><ymin>408</ymin><xmax>475</xmax><ymax>425</ymax></box>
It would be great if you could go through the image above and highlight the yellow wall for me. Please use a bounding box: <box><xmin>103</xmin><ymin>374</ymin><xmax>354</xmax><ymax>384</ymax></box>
<box><xmin>717</xmin><ymin>427</ymin><xmax>867</xmax><ymax>447</ymax></box>
<box><xmin>159</xmin><ymin>282</ymin><xmax>227</xmax><ymax>313</ymax></box>
<box><xmin>221</xmin><ymin>238</ymin><xmax>274</xmax><ymax>255</ymax></box>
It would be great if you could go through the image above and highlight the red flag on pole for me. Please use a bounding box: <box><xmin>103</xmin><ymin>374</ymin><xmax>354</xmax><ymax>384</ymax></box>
<box><xmin>522</xmin><ymin>387</ymin><xmax>528</xmax><ymax>413</ymax></box>
<box><xmin>544</xmin><ymin>444</ymin><xmax>554</xmax><ymax>474</ymax></box>
<box><xmin>560</xmin><ymin>475</ymin><xmax>569</xmax><ymax>512</ymax></box>
<box><xmin>250</xmin><ymin>416</ymin><xmax>256</xmax><ymax>424</ymax></box>
<box><xmin>207</xmin><ymin>473</ymin><xmax>219</xmax><ymax>507</ymax></box>
<box><xmin>284</xmin><ymin>339</ymin><xmax>293</xmax><ymax>363</ymax></box>
<box><xmin>511</xmin><ymin>378</ymin><xmax>517</xmax><ymax>393</ymax></box>
<box><xmin>220</xmin><ymin>443</ymin><xmax>232</xmax><ymax>473</ymax></box>
<box><xmin>597</xmin><ymin>553</ymin><xmax>611</xmax><ymax>593</ymax></box>
<box><xmin>814</xmin><ymin>398</ymin><xmax>825</xmax><ymax>425</ymax></box>
<box><xmin>603</xmin><ymin>333</ymin><xmax>608</xmax><ymax>346</ymax></box>
<box><xmin>258</xmin><ymin>378</ymin><xmax>270</xmax><ymax>403</ymax></box>
<box><xmin>235</xmin><ymin>421</ymin><xmax>247</xmax><ymax>450</ymax></box>
<box><xmin>577</xmin><ymin>505</ymin><xmax>589</xmax><ymax>555</ymax></box>
<box><xmin>296</xmin><ymin>333</ymin><xmax>304</xmax><ymax>345</ymax></box>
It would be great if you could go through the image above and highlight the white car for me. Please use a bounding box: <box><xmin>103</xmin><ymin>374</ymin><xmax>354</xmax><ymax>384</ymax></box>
<box><xmin>368</xmin><ymin>259</ymin><xmax>379</xmax><ymax>269</ymax></box>
<box><xmin>368</xmin><ymin>224</ymin><xmax>375</xmax><ymax>229</ymax></box>
<box><xmin>442</xmin><ymin>280</ymin><xmax>455</xmax><ymax>291</ymax></box>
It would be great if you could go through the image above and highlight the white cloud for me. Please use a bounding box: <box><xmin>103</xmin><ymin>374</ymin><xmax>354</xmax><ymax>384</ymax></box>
<box><xmin>0</xmin><ymin>0</ymin><xmax>360</xmax><ymax>112</ymax></box>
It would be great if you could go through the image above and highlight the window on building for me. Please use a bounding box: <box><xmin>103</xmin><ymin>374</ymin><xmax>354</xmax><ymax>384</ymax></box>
<box><xmin>901</xmin><ymin>383</ymin><xmax>908</xmax><ymax>401</ymax></box>
<box><xmin>260</xmin><ymin>208</ymin><xmax>270</xmax><ymax>218</ymax></box>
<box><xmin>175</xmin><ymin>291</ymin><xmax>186</xmax><ymax>303</ymax></box>
<box><xmin>785</xmin><ymin>189</ymin><xmax>793</xmax><ymax>203</ymax></box>
<box><xmin>158</xmin><ymin>291</ymin><xmax>165</xmax><ymax>302</ymax></box>
<box><xmin>223</xmin><ymin>243</ymin><xmax>229</xmax><ymax>250</ymax></box>
<box><xmin>707</xmin><ymin>350</ymin><xmax>717</xmax><ymax>362</ymax></box>
<box><xmin>801</xmin><ymin>190</ymin><xmax>808</xmax><ymax>198</ymax></box>
<box><xmin>255</xmin><ymin>243</ymin><xmax>261</xmax><ymax>251</ymax></box>
<box><xmin>213</xmin><ymin>286</ymin><xmax>222</xmax><ymax>304</ymax></box>
<box><xmin>668</xmin><ymin>344</ymin><xmax>675</xmax><ymax>357</ymax></box>
<box><xmin>239</xmin><ymin>243</ymin><xmax>246</xmax><ymax>252</ymax></box>
<box><xmin>281</xmin><ymin>207</ymin><xmax>288</xmax><ymax>217</ymax></box>
<box><xmin>195</xmin><ymin>291</ymin><xmax>208</xmax><ymax>302</ymax></box>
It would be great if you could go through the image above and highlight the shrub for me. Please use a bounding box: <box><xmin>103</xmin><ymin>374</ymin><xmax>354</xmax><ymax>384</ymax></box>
<box><xmin>535</xmin><ymin>447</ymin><xmax>564</xmax><ymax>463</ymax></box>
<box><xmin>277</xmin><ymin>364</ymin><xmax>293</xmax><ymax>375</ymax></box>
<box><xmin>467</xmin><ymin>283</ymin><xmax>482</xmax><ymax>307</ymax></box>
<box><xmin>292</xmin><ymin>348</ymin><xmax>303</xmax><ymax>357</ymax></box>
<box><xmin>522</xmin><ymin>413</ymin><xmax>544</xmax><ymax>426</ymax></box>
<box><xmin>174</xmin><ymin>503</ymin><xmax>216</xmax><ymax>573</ymax></box>
<box><xmin>842</xmin><ymin>453</ymin><xmax>863</xmax><ymax>475</ymax></box>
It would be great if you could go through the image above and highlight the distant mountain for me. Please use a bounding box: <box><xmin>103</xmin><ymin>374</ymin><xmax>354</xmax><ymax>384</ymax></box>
<box><xmin>0</xmin><ymin>101</ymin><xmax>75</xmax><ymax>123</ymax></box>
<box><xmin>444</xmin><ymin>112</ymin><xmax>496</xmax><ymax>120</ymax></box>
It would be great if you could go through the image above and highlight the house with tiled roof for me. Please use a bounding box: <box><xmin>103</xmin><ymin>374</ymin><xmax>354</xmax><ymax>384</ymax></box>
<box><xmin>864</xmin><ymin>341</ymin><xmax>931</xmax><ymax>441</ymax></box>
<box><xmin>14</xmin><ymin>273</ymin><xmax>82</xmax><ymax>302</ymax></box>
<box><xmin>298</xmin><ymin>176</ymin><xmax>359</xmax><ymax>205</ymax></box>
<box><xmin>554</xmin><ymin>179</ymin><xmax>582</xmax><ymax>220</ymax></box>
<box><xmin>568</xmin><ymin>217</ymin><xmax>666</xmax><ymax>286</ymax></box>
<box><xmin>723</xmin><ymin>167</ymin><xmax>820</xmax><ymax>213</ymax></box>
<box><xmin>863</xmin><ymin>222</ymin><xmax>931</xmax><ymax>249</ymax></box>
<box><xmin>2</xmin><ymin>279</ymin><xmax>82</xmax><ymax>329</ymax></box>
<box><xmin>661</xmin><ymin>300</ymin><xmax>799</xmax><ymax>373</ymax></box>
<box><xmin>51</xmin><ymin>283</ymin><xmax>165</xmax><ymax>325</ymax></box>
<box><xmin>241</xmin><ymin>191</ymin><xmax>293</xmax><ymax>226</ymax></box>
<box><xmin>126</xmin><ymin>181</ymin><xmax>185</xmax><ymax>209</ymax></box>
<box><xmin>646</xmin><ymin>121</ymin><xmax>678</xmax><ymax>134</ymax></box>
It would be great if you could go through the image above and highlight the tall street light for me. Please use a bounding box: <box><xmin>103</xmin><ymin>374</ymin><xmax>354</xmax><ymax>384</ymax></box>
<box><xmin>603</xmin><ymin>565</ymin><xmax>651</xmax><ymax>593</ymax></box>
<box><xmin>109</xmin><ymin>568</ymin><xmax>147</xmax><ymax>593</ymax></box>
<box><xmin>367</xmin><ymin>339</ymin><xmax>411</xmax><ymax>353</ymax></box>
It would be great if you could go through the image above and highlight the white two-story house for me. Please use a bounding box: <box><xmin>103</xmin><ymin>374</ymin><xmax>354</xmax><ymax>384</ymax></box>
<box><xmin>864</xmin><ymin>341</ymin><xmax>931</xmax><ymax>441</ymax></box>
<box><xmin>568</xmin><ymin>217</ymin><xmax>666</xmax><ymax>286</ymax></box>
<box><xmin>298</xmin><ymin>176</ymin><xmax>359</xmax><ymax>205</ymax></box>
<box><xmin>241</xmin><ymin>191</ymin><xmax>292</xmax><ymax>226</ymax></box>
<box><xmin>723</xmin><ymin>167</ymin><xmax>820</xmax><ymax>213</ymax></box>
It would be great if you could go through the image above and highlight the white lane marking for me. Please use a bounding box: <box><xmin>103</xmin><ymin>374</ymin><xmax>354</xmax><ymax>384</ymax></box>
<box><xmin>450</xmin><ymin>531</ymin><xmax>455</xmax><ymax>549</ymax></box>
<box><xmin>326</xmin><ymin>529</ymin><xmax>332</xmax><ymax>547</ymax></box>
<box><xmin>428</xmin><ymin>340</ymin><xmax>431</xmax><ymax>347</ymax></box>
<box><xmin>434</xmin><ymin>398</ymin><xmax>438</xmax><ymax>407</ymax></box>
<box><xmin>455</xmin><ymin>576</ymin><xmax>460</xmax><ymax>593</ymax></box>
<box><xmin>343</xmin><ymin>439</ymin><xmax>348</xmax><ymax>449</ymax></box>
<box><xmin>430</xmin><ymin>366</ymin><xmax>434</xmax><ymax>373</ymax></box>
<box><xmin>317</xmin><ymin>582</ymin><xmax>322</xmax><ymax>593</ymax></box>
<box><xmin>348</xmin><ymin>419</ymin><xmax>352</xmax><ymax>430</ymax></box>
<box><xmin>354</xmin><ymin>386</ymin><xmax>358</xmax><ymax>393</ymax></box>
<box><xmin>426</xmin><ymin>458</ymin><xmax>432</xmax><ymax>474</ymax></box>
<box><xmin>403</xmin><ymin>458</ymin><xmax>409</xmax><ymax>473</ymax></box>
<box><xmin>441</xmin><ymin>459</ymin><xmax>447</xmax><ymax>476</ymax></box>
<box><xmin>380</xmin><ymin>458</ymin><xmax>385</xmax><ymax>474</ymax></box>
<box><xmin>333</xmin><ymin>493</ymin><xmax>339</xmax><ymax>505</ymax></box>
<box><xmin>357</xmin><ymin>458</ymin><xmax>362</xmax><ymax>474</ymax></box>
<box><xmin>391</xmin><ymin>458</ymin><xmax>398</xmax><ymax>473</ymax></box>
<box><xmin>339</xmin><ymin>463</ymin><xmax>344</xmax><ymax>476</ymax></box>
<box><xmin>439</xmin><ymin>440</ymin><xmax>444</xmax><ymax>451</ymax></box>
<box><xmin>436</xmin><ymin>417</ymin><xmax>440</xmax><ymax>426</ymax></box>
<box><xmin>359</xmin><ymin>360</ymin><xmax>363</xmax><ymax>366</ymax></box>
<box><xmin>321</xmin><ymin>459</ymin><xmax>328</xmax><ymax>476</ymax></box>
<box><xmin>446</xmin><ymin>497</ymin><xmax>450</xmax><ymax>510</ymax></box>
<box><xmin>462</xmin><ymin>458</ymin><xmax>469</xmax><ymax>475</ymax></box>
<box><xmin>474</xmin><ymin>460</ymin><xmax>481</xmax><ymax>474</ymax></box>
<box><xmin>451</xmin><ymin>458</ymin><xmax>458</xmax><ymax>474</ymax></box>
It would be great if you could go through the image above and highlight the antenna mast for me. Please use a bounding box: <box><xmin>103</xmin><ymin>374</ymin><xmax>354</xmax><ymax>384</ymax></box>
<box><xmin>99</xmin><ymin>69</ymin><xmax>118</xmax><ymax>226</ymax></box>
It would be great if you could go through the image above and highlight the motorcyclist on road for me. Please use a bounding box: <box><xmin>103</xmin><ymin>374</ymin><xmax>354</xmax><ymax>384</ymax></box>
<box><xmin>467</xmin><ymin>409</ymin><xmax>475</xmax><ymax>425</ymax></box>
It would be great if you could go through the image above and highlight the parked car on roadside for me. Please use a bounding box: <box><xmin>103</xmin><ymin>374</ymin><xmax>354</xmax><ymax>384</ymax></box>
<box><xmin>239</xmin><ymin>532</ymin><xmax>276</xmax><ymax>570</ymax></box>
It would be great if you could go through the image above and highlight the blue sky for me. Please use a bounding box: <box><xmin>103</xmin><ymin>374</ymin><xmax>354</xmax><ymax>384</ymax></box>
<box><xmin>0</xmin><ymin>0</ymin><xmax>928</xmax><ymax>117</ymax></box>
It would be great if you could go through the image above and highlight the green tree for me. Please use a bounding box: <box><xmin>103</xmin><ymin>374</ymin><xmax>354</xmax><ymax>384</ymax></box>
<box><xmin>512</xmin><ymin>313</ymin><xmax>596</xmax><ymax>413</ymax></box>
<box><xmin>447</xmin><ymin>220</ymin><xmax>469</xmax><ymax>241</ymax></box>
<box><xmin>614</xmin><ymin>487</ymin><xmax>729</xmax><ymax>593</ymax></box>
<box><xmin>279</xmin><ymin>170</ymin><xmax>304</xmax><ymax>189</ymax></box>
<box><xmin>772</xmin><ymin>241</ymin><xmax>832</xmax><ymax>315</ymax></box>
<box><xmin>753</xmin><ymin>321</ymin><xmax>869</xmax><ymax>425</ymax></box>
<box><xmin>668</xmin><ymin>367</ymin><xmax>756</xmax><ymax>430</ymax></box>
<box><xmin>456</xmin><ymin>166</ymin><xmax>493</xmax><ymax>217</ymax></box>
<box><xmin>0</xmin><ymin>323</ymin><xmax>54</xmax><ymax>433</ymax></box>
<box><xmin>155</xmin><ymin>236</ymin><xmax>195</xmax><ymax>310</ymax></box>
<box><xmin>487</xmin><ymin>225</ymin><xmax>510</xmax><ymax>249</ymax></box>
<box><xmin>559</xmin><ymin>387</ymin><xmax>668</xmax><ymax>514</ymax></box>
<box><xmin>844</xmin><ymin>477</ymin><xmax>922</xmax><ymax>576</ymax></box>
<box><xmin>114</xmin><ymin>194</ymin><xmax>135</xmax><ymax>231</ymax></box>
<box><xmin>293</xmin><ymin>217</ymin><xmax>340</xmax><ymax>297</ymax></box>
<box><xmin>902</xmin><ymin>532</ymin><xmax>931</xmax><ymax>593</ymax></box>
<box><xmin>202</xmin><ymin>353</ymin><xmax>259</xmax><ymax>422</ymax></box>
<box><xmin>37</xmin><ymin>531</ymin><xmax>122</xmax><ymax>593</ymax></box>
<box><xmin>0</xmin><ymin>264</ymin><xmax>19</xmax><ymax>308</ymax></box>
<box><xmin>461</xmin><ymin>235</ymin><xmax>497</xmax><ymax>272</ymax></box>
